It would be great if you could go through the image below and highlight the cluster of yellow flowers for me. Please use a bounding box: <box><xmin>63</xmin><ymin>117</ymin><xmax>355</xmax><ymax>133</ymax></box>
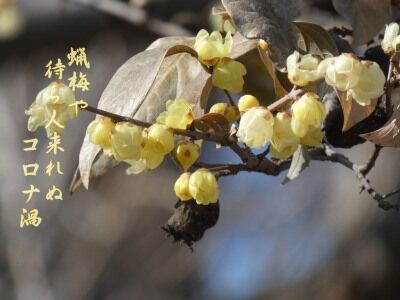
<box><xmin>235</xmin><ymin>93</ymin><xmax>325</xmax><ymax>159</ymax></box>
<box><xmin>194</xmin><ymin>30</ymin><xmax>247</xmax><ymax>93</ymax></box>
<box><xmin>174</xmin><ymin>169</ymin><xmax>219</xmax><ymax>205</ymax></box>
<box><xmin>26</xmin><ymin>81</ymin><xmax>78</xmax><ymax>137</ymax></box>
<box><xmin>286</xmin><ymin>51</ymin><xmax>385</xmax><ymax>106</ymax></box>
<box><xmin>86</xmin><ymin>98</ymin><xmax>219</xmax><ymax>204</ymax></box>
<box><xmin>87</xmin><ymin>99</ymin><xmax>199</xmax><ymax>174</ymax></box>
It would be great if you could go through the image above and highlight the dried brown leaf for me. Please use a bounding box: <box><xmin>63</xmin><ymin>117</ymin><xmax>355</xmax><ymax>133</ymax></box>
<box><xmin>337</xmin><ymin>91</ymin><xmax>377</xmax><ymax>131</ymax></box>
<box><xmin>222</xmin><ymin>0</ymin><xmax>299</xmax><ymax>67</ymax></box>
<box><xmin>193</xmin><ymin>113</ymin><xmax>230</xmax><ymax>136</ymax></box>
<box><xmin>360</xmin><ymin>104</ymin><xmax>400</xmax><ymax>147</ymax></box>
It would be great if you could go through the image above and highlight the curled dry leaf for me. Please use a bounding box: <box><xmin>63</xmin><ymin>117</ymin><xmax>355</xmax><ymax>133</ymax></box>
<box><xmin>360</xmin><ymin>104</ymin><xmax>400</xmax><ymax>148</ymax></box>
<box><xmin>193</xmin><ymin>113</ymin><xmax>230</xmax><ymax>136</ymax></box>
<box><xmin>332</xmin><ymin>0</ymin><xmax>391</xmax><ymax>46</ymax></box>
<box><xmin>337</xmin><ymin>91</ymin><xmax>377</xmax><ymax>131</ymax></box>
<box><xmin>293</xmin><ymin>21</ymin><xmax>339</xmax><ymax>56</ymax></box>
<box><xmin>221</xmin><ymin>0</ymin><xmax>299</xmax><ymax>68</ymax></box>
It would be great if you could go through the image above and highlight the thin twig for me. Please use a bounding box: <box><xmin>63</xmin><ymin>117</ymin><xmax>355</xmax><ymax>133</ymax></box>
<box><xmin>267</xmin><ymin>88</ymin><xmax>303</xmax><ymax>112</ymax></box>
<box><xmin>83</xmin><ymin>105</ymin><xmax>223</xmax><ymax>143</ymax></box>
<box><xmin>223</xmin><ymin>90</ymin><xmax>235</xmax><ymax>106</ymax></box>
<box><xmin>359</xmin><ymin>145</ymin><xmax>382</xmax><ymax>176</ymax></box>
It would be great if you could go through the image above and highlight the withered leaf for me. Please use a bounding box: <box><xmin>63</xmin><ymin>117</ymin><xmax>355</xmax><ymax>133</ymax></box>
<box><xmin>360</xmin><ymin>104</ymin><xmax>400</xmax><ymax>147</ymax></box>
<box><xmin>221</xmin><ymin>0</ymin><xmax>299</xmax><ymax>68</ymax></box>
<box><xmin>293</xmin><ymin>21</ymin><xmax>339</xmax><ymax>56</ymax></box>
<box><xmin>193</xmin><ymin>113</ymin><xmax>230</xmax><ymax>136</ymax></box>
<box><xmin>337</xmin><ymin>90</ymin><xmax>377</xmax><ymax>131</ymax></box>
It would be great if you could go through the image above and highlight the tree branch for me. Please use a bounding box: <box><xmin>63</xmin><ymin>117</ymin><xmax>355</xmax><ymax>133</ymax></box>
<box><xmin>64</xmin><ymin>0</ymin><xmax>192</xmax><ymax>37</ymax></box>
<box><xmin>267</xmin><ymin>88</ymin><xmax>303</xmax><ymax>112</ymax></box>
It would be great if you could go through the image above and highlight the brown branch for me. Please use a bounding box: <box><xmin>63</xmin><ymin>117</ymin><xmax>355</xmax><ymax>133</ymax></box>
<box><xmin>83</xmin><ymin>105</ymin><xmax>223</xmax><ymax>143</ymax></box>
<box><xmin>64</xmin><ymin>0</ymin><xmax>192</xmax><ymax>37</ymax></box>
<box><xmin>358</xmin><ymin>145</ymin><xmax>382</xmax><ymax>176</ymax></box>
<box><xmin>311</xmin><ymin>146</ymin><xmax>400</xmax><ymax>211</ymax></box>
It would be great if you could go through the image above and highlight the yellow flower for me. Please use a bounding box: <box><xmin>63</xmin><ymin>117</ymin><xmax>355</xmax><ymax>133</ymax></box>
<box><xmin>86</xmin><ymin>117</ymin><xmax>115</xmax><ymax>149</ymax></box>
<box><xmin>237</xmin><ymin>107</ymin><xmax>274</xmax><ymax>148</ymax></box>
<box><xmin>147</xmin><ymin>124</ymin><xmax>175</xmax><ymax>154</ymax></box>
<box><xmin>194</xmin><ymin>29</ymin><xmax>233</xmax><ymax>65</ymax></box>
<box><xmin>176</xmin><ymin>141</ymin><xmax>201</xmax><ymax>171</ymax></box>
<box><xmin>188</xmin><ymin>168</ymin><xmax>219</xmax><ymax>205</ymax></box>
<box><xmin>348</xmin><ymin>61</ymin><xmax>385</xmax><ymax>106</ymax></box>
<box><xmin>286</xmin><ymin>51</ymin><xmax>322</xmax><ymax>86</ymax></box>
<box><xmin>270</xmin><ymin>144</ymin><xmax>298</xmax><ymax>160</ymax></box>
<box><xmin>290</xmin><ymin>117</ymin><xmax>309</xmax><ymax>138</ymax></box>
<box><xmin>209</xmin><ymin>102</ymin><xmax>240</xmax><ymax>123</ymax></box>
<box><xmin>26</xmin><ymin>81</ymin><xmax>77</xmax><ymax>137</ymax></box>
<box><xmin>174</xmin><ymin>172</ymin><xmax>192</xmax><ymax>201</ymax></box>
<box><xmin>318</xmin><ymin>53</ymin><xmax>362</xmax><ymax>91</ymax></box>
<box><xmin>271</xmin><ymin>112</ymin><xmax>299</xmax><ymax>152</ymax></box>
<box><xmin>300</xmin><ymin>126</ymin><xmax>324</xmax><ymax>147</ymax></box>
<box><xmin>291</xmin><ymin>92</ymin><xmax>326</xmax><ymax>128</ymax></box>
<box><xmin>209</xmin><ymin>102</ymin><xmax>228</xmax><ymax>114</ymax></box>
<box><xmin>381</xmin><ymin>22</ymin><xmax>400</xmax><ymax>55</ymax></box>
<box><xmin>238</xmin><ymin>94</ymin><xmax>260</xmax><ymax>113</ymax></box>
<box><xmin>110</xmin><ymin>122</ymin><xmax>142</xmax><ymax>161</ymax></box>
<box><xmin>212</xmin><ymin>58</ymin><xmax>247</xmax><ymax>93</ymax></box>
<box><xmin>156</xmin><ymin>99</ymin><xmax>194</xmax><ymax>129</ymax></box>
<box><xmin>125</xmin><ymin>130</ymin><xmax>165</xmax><ymax>174</ymax></box>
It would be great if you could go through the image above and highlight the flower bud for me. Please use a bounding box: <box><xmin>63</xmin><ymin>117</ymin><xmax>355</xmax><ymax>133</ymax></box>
<box><xmin>174</xmin><ymin>172</ymin><xmax>192</xmax><ymax>201</ymax></box>
<box><xmin>156</xmin><ymin>99</ymin><xmax>194</xmax><ymax>130</ymax></box>
<box><xmin>26</xmin><ymin>81</ymin><xmax>77</xmax><ymax>137</ymax></box>
<box><xmin>147</xmin><ymin>124</ymin><xmax>175</xmax><ymax>154</ymax></box>
<box><xmin>319</xmin><ymin>53</ymin><xmax>362</xmax><ymax>91</ymax></box>
<box><xmin>348</xmin><ymin>61</ymin><xmax>385</xmax><ymax>106</ymax></box>
<box><xmin>286</xmin><ymin>51</ymin><xmax>322</xmax><ymax>86</ymax></box>
<box><xmin>110</xmin><ymin>122</ymin><xmax>142</xmax><ymax>161</ymax></box>
<box><xmin>238</xmin><ymin>94</ymin><xmax>260</xmax><ymax>113</ymax></box>
<box><xmin>188</xmin><ymin>168</ymin><xmax>219</xmax><ymax>205</ymax></box>
<box><xmin>87</xmin><ymin>117</ymin><xmax>115</xmax><ymax>149</ymax></box>
<box><xmin>194</xmin><ymin>29</ymin><xmax>233</xmax><ymax>65</ymax></box>
<box><xmin>212</xmin><ymin>58</ymin><xmax>247</xmax><ymax>93</ymax></box>
<box><xmin>176</xmin><ymin>141</ymin><xmax>201</xmax><ymax>171</ymax></box>
<box><xmin>258</xmin><ymin>39</ymin><xmax>269</xmax><ymax>51</ymax></box>
<box><xmin>209</xmin><ymin>103</ymin><xmax>240</xmax><ymax>123</ymax></box>
<box><xmin>271</xmin><ymin>112</ymin><xmax>299</xmax><ymax>152</ymax></box>
<box><xmin>237</xmin><ymin>107</ymin><xmax>274</xmax><ymax>148</ymax></box>
<box><xmin>291</xmin><ymin>92</ymin><xmax>326</xmax><ymax>128</ymax></box>
<box><xmin>300</xmin><ymin>126</ymin><xmax>324</xmax><ymax>147</ymax></box>
<box><xmin>209</xmin><ymin>102</ymin><xmax>228</xmax><ymax>115</ymax></box>
<box><xmin>225</xmin><ymin>105</ymin><xmax>240</xmax><ymax>123</ymax></box>
<box><xmin>382</xmin><ymin>22</ymin><xmax>399</xmax><ymax>55</ymax></box>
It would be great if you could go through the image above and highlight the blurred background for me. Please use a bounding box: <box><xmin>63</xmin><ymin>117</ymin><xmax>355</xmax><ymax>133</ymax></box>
<box><xmin>1</xmin><ymin>0</ymin><xmax>400</xmax><ymax>299</ymax></box>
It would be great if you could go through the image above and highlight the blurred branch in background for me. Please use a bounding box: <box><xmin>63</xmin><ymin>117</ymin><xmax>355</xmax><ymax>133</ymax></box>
<box><xmin>64</xmin><ymin>0</ymin><xmax>193</xmax><ymax>36</ymax></box>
